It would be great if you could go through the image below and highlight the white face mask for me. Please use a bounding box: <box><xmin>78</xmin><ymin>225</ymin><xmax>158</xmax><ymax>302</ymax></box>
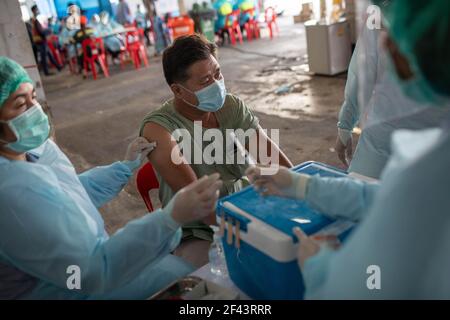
<box><xmin>179</xmin><ymin>78</ymin><xmax>227</xmax><ymax>112</ymax></box>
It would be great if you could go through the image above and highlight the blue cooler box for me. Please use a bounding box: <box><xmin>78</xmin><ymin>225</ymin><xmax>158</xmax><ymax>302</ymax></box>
<box><xmin>216</xmin><ymin>162</ymin><xmax>355</xmax><ymax>300</ymax></box>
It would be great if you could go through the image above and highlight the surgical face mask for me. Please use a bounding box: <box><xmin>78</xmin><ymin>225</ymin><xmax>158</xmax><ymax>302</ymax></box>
<box><xmin>180</xmin><ymin>78</ymin><xmax>227</xmax><ymax>112</ymax></box>
<box><xmin>0</xmin><ymin>103</ymin><xmax>50</xmax><ymax>153</ymax></box>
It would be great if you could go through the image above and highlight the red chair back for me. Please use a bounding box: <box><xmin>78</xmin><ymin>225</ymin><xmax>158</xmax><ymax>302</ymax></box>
<box><xmin>47</xmin><ymin>36</ymin><xmax>63</xmax><ymax>67</ymax></box>
<box><xmin>49</xmin><ymin>34</ymin><xmax>60</xmax><ymax>44</ymax></box>
<box><xmin>81</xmin><ymin>37</ymin><xmax>99</xmax><ymax>60</ymax></box>
<box><xmin>243</xmin><ymin>9</ymin><xmax>255</xmax><ymax>18</ymax></box>
<box><xmin>81</xmin><ymin>37</ymin><xmax>109</xmax><ymax>79</ymax></box>
<box><xmin>94</xmin><ymin>37</ymin><xmax>106</xmax><ymax>55</ymax></box>
<box><xmin>225</xmin><ymin>9</ymin><xmax>241</xmax><ymax>28</ymax></box>
<box><xmin>136</xmin><ymin>162</ymin><xmax>160</xmax><ymax>212</ymax></box>
<box><xmin>126</xmin><ymin>29</ymin><xmax>141</xmax><ymax>46</ymax></box>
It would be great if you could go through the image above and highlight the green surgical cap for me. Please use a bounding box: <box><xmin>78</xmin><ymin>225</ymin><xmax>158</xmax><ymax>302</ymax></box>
<box><xmin>0</xmin><ymin>56</ymin><xmax>33</xmax><ymax>109</ymax></box>
<box><xmin>373</xmin><ymin>0</ymin><xmax>450</xmax><ymax>98</ymax></box>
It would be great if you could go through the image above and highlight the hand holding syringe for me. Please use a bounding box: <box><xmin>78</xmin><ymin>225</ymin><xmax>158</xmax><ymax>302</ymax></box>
<box><xmin>227</xmin><ymin>131</ymin><xmax>257</xmax><ymax>167</ymax></box>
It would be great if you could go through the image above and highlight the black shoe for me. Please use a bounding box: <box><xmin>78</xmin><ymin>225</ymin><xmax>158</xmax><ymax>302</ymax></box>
<box><xmin>45</xmin><ymin>72</ymin><xmax>55</xmax><ymax>76</ymax></box>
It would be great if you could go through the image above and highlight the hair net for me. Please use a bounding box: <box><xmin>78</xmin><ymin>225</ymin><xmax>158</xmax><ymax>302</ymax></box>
<box><xmin>373</xmin><ymin>0</ymin><xmax>450</xmax><ymax>98</ymax></box>
<box><xmin>100</xmin><ymin>11</ymin><xmax>110</xmax><ymax>25</ymax></box>
<box><xmin>0</xmin><ymin>57</ymin><xmax>33</xmax><ymax>109</ymax></box>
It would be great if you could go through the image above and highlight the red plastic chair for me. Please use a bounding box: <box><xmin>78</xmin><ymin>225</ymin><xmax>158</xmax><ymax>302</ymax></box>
<box><xmin>242</xmin><ymin>9</ymin><xmax>260</xmax><ymax>42</ymax></box>
<box><xmin>81</xmin><ymin>37</ymin><xmax>110</xmax><ymax>80</ymax></box>
<box><xmin>116</xmin><ymin>45</ymin><xmax>127</xmax><ymax>70</ymax></box>
<box><xmin>265</xmin><ymin>7</ymin><xmax>279</xmax><ymax>40</ymax></box>
<box><xmin>126</xmin><ymin>29</ymin><xmax>149</xmax><ymax>69</ymax></box>
<box><xmin>104</xmin><ymin>41</ymin><xmax>127</xmax><ymax>71</ymax></box>
<box><xmin>224</xmin><ymin>10</ymin><xmax>243</xmax><ymax>45</ymax></box>
<box><xmin>47</xmin><ymin>35</ymin><xmax>64</xmax><ymax>68</ymax></box>
<box><xmin>136</xmin><ymin>162</ymin><xmax>160</xmax><ymax>212</ymax></box>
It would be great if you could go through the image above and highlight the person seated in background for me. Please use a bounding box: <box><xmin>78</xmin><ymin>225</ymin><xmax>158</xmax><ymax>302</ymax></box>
<box><xmin>66</xmin><ymin>2</ymin><xmax>81</xmax><ymax>30</ymax></box>
<box><xmin>233</xmin><ymin>0</ymin><xmax>258</xmax><ymax>30</ymax></box>
<box><xmin>139</xmin><ymin>35</ymin><xmax>293</xmax><ymax>268</ymax></box>
<box><xmin>58</xmin><ymin>18</ymin><xmax>77</xmax><ymax>70</ymax></box>
<box><xmin>212</xmin><ymin>0</ymin><xmax>234</xmax><ymax>45</ymax></box>
<box><xmin>89</xmin><ymin>13</ymin><xmax>101</xmax><ymax>30</ymax></box>
<box><xmin>73</xmin><ymin>16</ymin><xmax>102</xmax><ymax>76</ymax></box>
<box><xmin>99</xmin><ymin>11</ymin><xmax>125</xmax><ymax>32</ymax></box>
<box><xmin>92</xmin><ymin>12</ymin><xmax>125</xmax><ymax>64</ymax></box>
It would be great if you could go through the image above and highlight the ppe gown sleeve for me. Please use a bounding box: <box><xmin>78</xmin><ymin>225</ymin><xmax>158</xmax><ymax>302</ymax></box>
<box><xmin>305</xmin><ymin>175</ymin><xmax>380</xmax><ymax>222</ymax></box>
<box><xmin>303</xmin><ymin>136</ymin><xmax>450</xmax><ymax>299</ymax></box>
<box><xmin>338</xmin><ymin>27</ymin><xmax>379</xmax><ymax>131</ymax></box>
<box><xmin>78</xmin><ymin>161</ymin><xmax>133</xmax><ymax>208</ymax></box>
<box><xmin>0</xmin><ymin>169</ymin><xmax>182</xmax><ymax>296</ymax></box>
<box><xmin>337</xmin><ymin>47</ymin><xmax>360</xmax><ymax>131</ymax></box>
<box><xmin>302</xmin><ymin>247</ymin><xmax>336</xmax><ymax>300</ymax></box>
<box><xmin>301</xmin><ymin>177</ymin><xmax>379</xmax><ymax>299</ymax></box>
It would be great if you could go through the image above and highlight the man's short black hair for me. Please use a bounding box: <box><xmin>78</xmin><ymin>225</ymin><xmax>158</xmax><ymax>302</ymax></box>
<box><xmin>163</xmin><ymin>34</ymin><xmax>217</xmax><ymax>85</ymax></box>
<box><xmin>31</xmin><ymin>5</ymin><xmax>38</xmax><ymax>12</ymax></box>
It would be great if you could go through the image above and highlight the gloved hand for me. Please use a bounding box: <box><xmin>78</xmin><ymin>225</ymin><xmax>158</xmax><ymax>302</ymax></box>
<box><xmin>123</xmin><ymin>137</ymin><xmax>156</xmax><ymax>171</ymax></box>
<box><xmin>167</xmin><ymin>173</ymin><xmax>223</xmax><ymax>225</ymax></box>
<box><xmin>335</xmin><ymin>128</ymin><xmax>353</xmax><ymax>167</ymax></box>
<box><xmin>293</xmin><ymin>227</ymin><xmax>341</xmax><ymax>270</ymax></box>
<box><xmin>246</xmin><ymin>166</ymin><xmax>311</xmax><ymax>200</ymax></box>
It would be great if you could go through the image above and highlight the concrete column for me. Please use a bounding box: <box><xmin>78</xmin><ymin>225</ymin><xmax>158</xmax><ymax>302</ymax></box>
<box><xmin>0</xmin><ymin>0</ymin><xmax>45</xmax><ymax>102</ymax></box>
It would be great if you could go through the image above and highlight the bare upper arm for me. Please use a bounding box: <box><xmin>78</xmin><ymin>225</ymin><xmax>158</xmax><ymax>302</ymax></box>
<box><xmin>141</xmin><ymin>122</ymin><xmax>197</xmax><ymax>193</ymax></box>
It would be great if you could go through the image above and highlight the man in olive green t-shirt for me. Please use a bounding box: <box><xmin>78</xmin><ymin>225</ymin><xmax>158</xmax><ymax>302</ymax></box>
<box><xmin>140</xmin><ymin>34</ymin><xmax>293</xmax><ymax>268</ymax></box>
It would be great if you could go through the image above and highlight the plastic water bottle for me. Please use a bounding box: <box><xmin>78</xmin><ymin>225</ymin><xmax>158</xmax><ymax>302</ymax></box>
<box><xmin>209</xmin><ymin>227</ymin><xmax>228</xmax><ymax>277</ymax></box>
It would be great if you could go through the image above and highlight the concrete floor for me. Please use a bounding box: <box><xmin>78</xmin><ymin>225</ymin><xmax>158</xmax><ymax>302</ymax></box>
<box><xmin>42</xmin><ymin>17</ymin><xmax>348</xmax><ymax>234</ymax></box>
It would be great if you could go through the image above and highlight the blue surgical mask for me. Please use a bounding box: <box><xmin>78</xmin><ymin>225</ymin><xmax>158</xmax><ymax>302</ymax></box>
<box><xmin>180</xmin><ymin>78</ymin><xmax>227</xmax><ymax>112</ymax></box>
<box><xmin>0</xmin><ymin>103</ymin><xmax>50</xmax><ymax>153</ymax></box>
